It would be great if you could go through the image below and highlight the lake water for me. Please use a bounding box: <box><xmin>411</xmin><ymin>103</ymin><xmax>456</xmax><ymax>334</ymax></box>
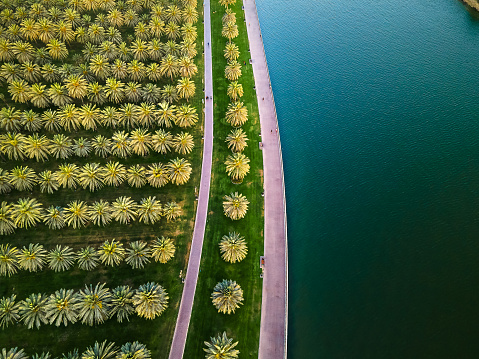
<box><xmin>256</xmin><ymin>0</ymin><xmax>479</xmax><ymax>357</ymax></box>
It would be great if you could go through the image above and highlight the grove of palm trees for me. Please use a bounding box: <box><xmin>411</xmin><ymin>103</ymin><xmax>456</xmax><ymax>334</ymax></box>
<box><xmin>0</xmin><ymin>0</ymin><xmax>204</xmax><ymax>355</ymax></box>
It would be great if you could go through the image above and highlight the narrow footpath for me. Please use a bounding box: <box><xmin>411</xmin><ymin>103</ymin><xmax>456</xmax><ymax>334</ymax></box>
<box><xmin>168</xmin><ymin>0</ymin><xmax>214</xmax><ymax>356</ymax></box>
<box><xmin>243</xmin><ymin>0</ymin><xmax>289</xmax><ymax>358</ymax></box>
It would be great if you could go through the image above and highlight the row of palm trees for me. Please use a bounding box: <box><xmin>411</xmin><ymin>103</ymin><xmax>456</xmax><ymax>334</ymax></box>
<box><xmin>1</xmin><ymin>160</ymin><xmax>191</xmax><ymax>195</ymax></box>
<box><xmin>0</xmin><ymin>102</ymin><xmax>198</xmax><ymax>132</ymax></box>
<box><xmin>0</xmin><ymin>237</ymin><xmax>176</xmax><ymax>276</ymax></box>
<box><xmin>8</xmin><ymin>74</ymin><xmax>196</xmax><ymax>106</ymax></box>
<box><xmin>1</xmin><ymin>340</ymin><xmax>151</xmax><ymax>359</ymax></box>
<box><xmin>0</xmin><ymin>281</ymin><xmax>168</xmax><ymax>329</ymax></box>
<box><xmin>0</xmin><ymin>196</ymin><xmax>182</xmax><ymax>234</ymax></box>
<box><xmin>0</xmin><ymin>131</ymin><xmax>194</xmax><ymax>162</ymax></box>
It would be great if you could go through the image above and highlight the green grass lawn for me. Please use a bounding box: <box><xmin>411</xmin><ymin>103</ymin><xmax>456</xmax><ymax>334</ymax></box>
<box><xmin>183</xmin><ymin>0</ymin><xmax>264</xmax><ymax>356</ymax></box>
<box><xmin>0</xmin><ymin>1</ymin><xmax>205</xmax><ymax>357</ymax></box>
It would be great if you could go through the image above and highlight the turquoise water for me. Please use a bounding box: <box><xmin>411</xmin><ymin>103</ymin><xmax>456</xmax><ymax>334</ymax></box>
<box><xmin>256</xmin><ymin>0</ymin><xmax>479</xmax><ymax>357</ymax></box>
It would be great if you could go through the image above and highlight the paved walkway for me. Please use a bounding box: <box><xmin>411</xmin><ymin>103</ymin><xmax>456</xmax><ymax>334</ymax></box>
<box><xmin>243</xmin><ymin>0</ymin><xmax>289</xmax><ymax>358</ymax></box>
<box><xmin>168</xmin><ymin>0</ymin><xmax>214</xmax><ymax>356</ymax></box>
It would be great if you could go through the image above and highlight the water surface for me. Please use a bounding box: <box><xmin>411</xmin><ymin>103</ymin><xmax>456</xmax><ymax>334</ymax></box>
<box><xmin>256</xmin><ymin>0</ymin><xmax>479</xmax><ymax>357</ymax></box>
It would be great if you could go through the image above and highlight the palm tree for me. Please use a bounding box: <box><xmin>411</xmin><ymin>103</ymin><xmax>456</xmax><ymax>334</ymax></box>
<box><xmin>8</xmin><ymin>79</ymin><xmax>31</xmax><ymax>103</ymax></box>
<box><xmin>24</xmin><ymin>134</ymin><xmax>50</xmax><ymax>162</ymax></box>
<box><xmin>49</xmin><ymin>134</ymin><xmax>73</xmax><ymax>159</ymax></box>
<box><xmin>103</xmin><ymin>161</ymin><xmax>127</xmax><ymax>186</ymax></box>
<box><xmin>112</xmin><ymin>197</ymin><xmax>138</xmax><ymax>224</ymax></box>
<box><xmin>0</xmin><ymin>244</ymin><xmax>19</xmax><ymax>277</ymax></box>
<box><xmin>157</xmin><ymin>102</ymin><xmax>176</xmax><ymax>128</ymax></box>
<box><xmin>79</xmin><ymin>103</ymin><xmax>101</xmax><ymax>130</ymax></box>
<box><xmin>41</xmin><ymin>64</ymin><xmax>60</xmax><ymax>83</ymax></box>
<box><xmin>159</xmin><ymin>54</ymin><xmax>179</xmax><ymax>80</ymax></box>
<box><xmin>219</xmin><ymin>0</ymin><xmax>236</xmax><ymax>6</ymax></box>
<box><xmin>77</xmin><ymin>283</ymin><xmax>112</xmax><ymax>326</ymax></box>
<box><xmin>1</xmin><ymin>63</ymin><xmax>22</xmax><ymax>83</ymax></box>
<box><xmin>0</xmin><ymin>107</ymin><xmax>22</xmax><ymax>132</ymax></box>
<box><xmin>164</xmin><ymin>22</ymin><xmax>180</xmax><ymax>40</ymax></box>
<box><xmin>203</xmin><ymin>332</ymin><xmax>239</xmax><ymax>359</ymax></box>
<box><xmin>43</xmin><ymin>206</ymin><xmax>66</xmax><ymax>230</ymax></box>
<box><xmin>118</xmin><ymin>103</ymin><xmax>139</xmax><ymax>129</ymax></box>
<box><xmin>180</xmin><ymin>39</ymin><xmax>197</xmax><ymax>58</ymax></box>
<box><xmin>0</xmin><ymin>295</ymin><xmax>20</xmax><ymax>328</ymax></box>
<box><xmin>166</xmin><ymin>5</ymin><xmax>182</xmax><ymax>23</ymax></box>
<box><xmin>82</xmin><ymin>341</ymin><xmax>117</xmax><ymax>359</ymax></box>
<box><xmin>0</xmin><ymin>348</ymin><xmax>28</xmax><ymax>359</ymax></box>
<box><xmin>142</xmin><ymin>83</ymin><xmax>162</xmax><ymax>103</ymax></box>
<box><xmin>0</xmin><ymin>169</ymin><xmax>12</xmax><ymax>195</ymax></box>
<box><xmin>147</xmin><ymin>39</ymin><xmax>163</xmax><ymax>61</ymax></box>
<box><xmin>12</xmin><ymin>41</ymin><xmax>35</xmax><ymax>62</ymax></box>
<box><xmin>127</xmin><ymin>60</ymin><xmax>146</xmax><ymax>82</ymax></box>
<box><xmin>65</xmin><ymin>74</ymin><xmax>88</xmax><ymax>99</ymax></box>
<box><xmin>72</xmin><ymin>138</ymin><xmax>92</xmax><ymax>157</ymax></box>
<box><xmin>178</xmin><ymin>56</ymin><xmax>198</xmax><ymax>78</ymax></box>
<box><xmin>48</xmin><ymin>245</ymin><xmax>75</xmax><ymax>272</ymax></box>
<box><xmin>64</xmin><ymin>200</ymin><xmax>90</xmax><ymax>229</ymax></box>
<box><xmin>108</xmin><ymin>8</ymin><xmax>124</xmax><ymax>27</ymax></box>
<box><xmin>55</xmin><ymin>163</ymin><xmax>79</xmax><ymax>189</ymax></box>
<box><xmin>0</xmin><ymin>202</ymin><xmax>15</xmax><ymax>235</ymax></box>
<box><xmin>91</xmin><ymin>135</ymin><xmax>111</xmax><ymax>158</ymax></box>
<box><xmin>37</xmin><ymin>18</ymin><xmax>55</xmax><ymax>43</ymax></box>
<box><xmin>59</xmin><ymin>105</ymin><xmax>81</xmax><ymax>133</ymax></box>
<box><xmin>88</xmin><ymin>24</ymin><xmax>106</xmax><ymax>44</ymax></box>
<box><xmin>79</xmin><ymin>163</ymin><xmax>105</xmax><ymax>192</ymax></box>
<box><xmin>222</xmin><ymin>22</ymin><xmax>238</xmax><ymax>43</ymax></box>
<box><xmin>46</xmin><ymin>39</ymin><xmax>68</xmax><ymax>60</ymax></box>
<box><xmin>137</xmin><ymin>102</ymin><xmax>156</xmax><ymax>128</ymax></box>
<box><xmin>133</xmin><ymin>282</ymin><xmax>168</xmax><ymax>320</ymax></box>
<box><xmin>138</xmin><ymin>196</ymin><xmax>162</xmax><ymax>224</ymax></box>
<box><xmin>0</xmin><ymin>39</ymin><xmax>14</xmax><ymax>61</ymax></box>
<box><xmin>89</xmin><ymin>54</ymin><xmax>110</xmax><ymax>80</ymax></box>
<box><xmin>225</xmin><ymin>128</ymin><xmax>248</xmax><ymax>153</ymax></box>
<box><xmin>225</xmin><ymin>101</ymin><xmax>248</xmax><ymax>127</ymax></box>
<box><xmin>167</xmin><ymin>158</ymin><xmax>192</xmax><ymax>185</ymax></box>
<box><xmin>225</xmin><ymin>153</ymin><xmax>250</xmax><ymax>183</ymax></box>
<box><xmin>164</xmin><ymin>40</ymin><xmax>180</xmax><ymax>57</ymax></box>
<box><xmin>176</xmin><ymin>77</ymin><xmax>196</xmax><ymax>101</ymax></box>
<box><xmin>101</xmin><ymin>106</ymin><xmax>120</xmax><ymax>128</ymax></box>
<box><xmin>131</xmin><ymin>38</ymin><xmax>149</xmax><ymax>61</ymax></box>
<box><xmin>145</xmin><ymin>163</ymin><xmax>169</xmax><ymax>188</ymax></box>
<box><xmin>124</xmin><ymin>82</ymin><xmax>142</xmax><ymax>103</ymax></box>
<box><xmin>111</xmin><ymin>131</ymin><xmax>132</xmax><ymax>158</ymax></box>
<box><xmin>219</xmin><ymin>232</ymin><xmax>248</xmax><ymax>263</ymax></box>
<box><xmin>151</xmin><ymin>131</ymin><xmax>173</xmax><ymax>156</ymax></box>
<box><xmin>173</xmin><ymin>132</ymin><xmax>194</xmax><ymax>155</ymax></box>
<box><xmin>110</xmin><ymin>285</ymin><xmax>134</xmax><ymax>323</ymax></box>
<box><xmin>87</xmin><ymin>82</ymin><xmax>107</xmax><ymax>105</ymax></box>
<box><xmin>48</xmin><ymin>83</ymin><xmax>73</xmax><ymax>107</ymax></box>
<box><xmin>130</xmin><ymin>129</ymin><xmax>152</xmax><ymax>156</ymax></box>
<box><xmin>22</xmin><ymin>110</ymin><xmax>43</xmax><ymax>132</ymax></box>
<box><xmin>181</xmin><ymin>23</ymin><xmax>197</xmax><ymax>43</ymax></box>
<box><xmin>98</xmin><ymin>239</ymin><xmax>125</xmax><ymax>266</ymax></box>
<box><xmin>225</xmin><ymin>61</ymin><xmax>241</xmax><ymax>81</ymax></box>
<box><xmin>227</xmin><ymin>82</ymin><xmax>243</xmax><ymax>101</ymax></box>
<box><xmin>18</xmin><ymin>243</ymin><xmax>47</xmax><ymax>272</ymax></box>
<box><xmin>175</xmin><ymin>104</ymin><xmax>198</xmax><ymax>128</ymax></box>
<box><xmin>183</xmin><ymin>5</ymin><xmax>198</xmax><ymax>23</ymax></box>
<box><xmin>9</xmin><ymin>165</ymin><xmax>38</xmax><ymax>191</ymax></box>
<box><xmin>22</xmin><ymin>62</ymin><xmax>42</xmax><ymax>82</ymax></box>
<box><xmin>151</xmin><ymin>237</ymin><xmax>175</xmax><ymax>264</ymax></box>
<box><xmin>105</xmin><ymin>77</ymin><xmax>125</xmax><ymax>103</ymax></box>
<box><xmin>45</xmin><ymin>289</ymin><xmax>79</xmax><ymax>326</ymax></box>
<box><xmin>211</xmin><ymin>279</ymin><xmax>243</xmax><ymax>314</ymax></box>
<box><xmin>223</xmin><ymin>192</ymin><xmax>249</xmax><ymax>220</ymax></box>
<box><xmin>56</xmin><ymin>20</ymin><xmax>76</xmax><ymax>43</ymax></box>
<box><xmin>88</xmin><ymin>200</ymin><xmax>112</xmax><ymax>226</ymax></box>
<box><xmin>163</xmin><ymin>202</ymin><xmax>182</xmax><ymax>222</ymax></box>
<box><xmin>127</xmin><ymin>165</ymin><xmax>147</xmax><ymax>188</ymax></box>
<box><xmin>38</xmin><ymin>170</ymin><xmax>59</xmax><ymax>194</ymax></box>
<box><xmin>126</xmin><ymin>241</ymin><xmax>151</xmax><ymax>269</ymax></box>
<box><xmin>11</xmin><ymin>198</ymin><xmax>43</xmax><ymax>229</ymax></box>
<box><xmin>0</xmin><ymin>132</ymin><xmax>24</xmax><ymax>160</ymax></box>
<box><xmin>76</xmin><ymin>246</ymin><xmax>100</xmax><ymax>271</ymax></box>
<box><xmin>161</xmin><ymin>84</ymin><xmax>178</xmax><ymax>103</ymax></box>
<box><xmin>222</xmin><ymin>8</ymin><xmax>236</xmax><ymax>25</ymax></box>
<box><xmin>147</xmin><ymin>62</ymin><xmax>162</xmax><ymax>81</ymax></box>
<box><xmin>18</xmin><ymin>293</ymin><xmax>48</xmax><ymax>329</ymax></box>
<box><xmin>111</xmin><ymin>59</ymin><xmax>128</xmax><ymax>80</ymax></box>
<box><xmin>117</xmin><ymin>341</ymin><xmax>151</xmax><ymax>359</ymax></box>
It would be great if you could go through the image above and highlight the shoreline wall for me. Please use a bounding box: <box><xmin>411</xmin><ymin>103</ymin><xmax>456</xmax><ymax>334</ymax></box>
<box><xmin>461</xmin><ymin>0</ymin><xmax>479</xmax><ymax>12</ymax></box>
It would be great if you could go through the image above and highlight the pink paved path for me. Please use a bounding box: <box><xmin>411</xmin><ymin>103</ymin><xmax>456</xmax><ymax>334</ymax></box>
<box><xmin>168</xmin><ymin>0</ymin><xmax>214</xmax><ymax>356</ymax></box>
<box><xmin>244</xmin><ymin>0</ymin><xmax>289</xmax><ymax>358</ymax></box>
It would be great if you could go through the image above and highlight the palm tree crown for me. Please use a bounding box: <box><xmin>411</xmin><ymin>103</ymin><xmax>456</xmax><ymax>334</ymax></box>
<box><xmin>211</xmin><ymin>279</ymin><xmax>243</xmax><ymax>314</ymax></box>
